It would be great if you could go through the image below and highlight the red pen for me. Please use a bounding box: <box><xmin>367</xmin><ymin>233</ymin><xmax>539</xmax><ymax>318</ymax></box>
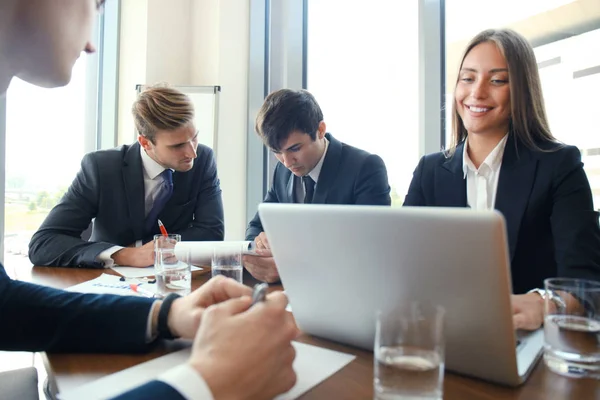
<box><xmin>158</xmin><ymin>219</ymin><xmax>168</xmax><ymax>237</ymax></box>
<box><xmin>129</xmin><ymin>283</ymin><xmax>156</xmax><ymax>298</ymax></box>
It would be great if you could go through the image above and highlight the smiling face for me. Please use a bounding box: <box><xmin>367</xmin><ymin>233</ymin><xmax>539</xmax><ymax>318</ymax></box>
<box><xmin>454</xmin><ymin>41</ymin><xmax>511</xmax><ymax>141</ymax></box>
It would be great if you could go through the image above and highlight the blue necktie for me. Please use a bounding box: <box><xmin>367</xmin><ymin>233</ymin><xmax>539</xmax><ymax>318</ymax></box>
<box><xmin>145</xmin><ymin>169</ymin><xmax>173</xmax><ymax>233</ymax></box>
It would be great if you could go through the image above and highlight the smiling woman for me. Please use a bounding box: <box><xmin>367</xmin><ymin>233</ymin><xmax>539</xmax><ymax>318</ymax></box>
<box><xmin>404</xmin><ymin>28</ymin><xmax>600</xmax><ymax>332</ymax></box>
<box><xmin>449</xmin><ymin>30</ymin><xmax>556</xmax><ymax>159</ymax></box>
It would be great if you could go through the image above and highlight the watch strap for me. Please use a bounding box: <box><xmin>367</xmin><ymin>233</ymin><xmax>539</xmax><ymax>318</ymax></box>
<box><xmin>158</xmin><ymin>293</ymin><xmax>181</xmax><ymax>340</ymax></box>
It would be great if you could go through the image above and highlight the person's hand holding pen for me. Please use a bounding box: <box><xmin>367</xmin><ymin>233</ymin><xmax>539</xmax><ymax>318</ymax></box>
<box><xmin>188</xmin><ymin>283</ymin><xmax>298</xmax><ymax>399</ymax></box>
<box><xmin>243</xmin><ymin>232</ymin><xmax>280</xmax><ymax>283</ymax></box>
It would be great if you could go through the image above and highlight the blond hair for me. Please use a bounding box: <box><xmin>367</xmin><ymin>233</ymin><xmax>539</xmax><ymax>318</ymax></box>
<box><xmin>132</xmin><ymin>84</ymin><xmax>194</xmax><ymax>143</ymax></box>
<box><xmin>448</xmin><ymin>29</ymin><xmax>557</xmax><ymax>155</ymax></box>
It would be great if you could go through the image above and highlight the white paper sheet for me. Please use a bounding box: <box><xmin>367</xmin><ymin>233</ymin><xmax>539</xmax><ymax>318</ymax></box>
<box><xmin>111</xmin><ymin>265</ymin><xmax>202</xmax><ymax>278</ymax></box>
<box><xmin>174</xmin><ymin>240</ymin><xmax>258</xmax><ymax>265</ymax></box>
<box><xmin>58</xmin><ymin>341</ymin><xmax>355</xmax><ymax>400</ymax></box>
<box><xmin>66</xmin><ymin>274</ymin><xmax>158</xmax><ymax>297</ymax></box>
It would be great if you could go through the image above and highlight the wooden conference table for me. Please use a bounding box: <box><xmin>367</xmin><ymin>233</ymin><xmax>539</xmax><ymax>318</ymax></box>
<box><xmin>26</xmin><ymin>266</ymin><xmax>599</xmax><ymax>400</ymax></box>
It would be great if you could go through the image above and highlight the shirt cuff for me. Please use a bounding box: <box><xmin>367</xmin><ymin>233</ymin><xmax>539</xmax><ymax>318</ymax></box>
<box><xmin>97</xmin><ymin>245</ymin><xmax>125</xmax><ymax>268</ymax></box>
<box><xmin>157</xmin><ymin>364</ymin><xmax>214</xmax><ymax>400</ymax></box>
<box><xmin>146</xmin><ymin>301</ymin><xmax>161</xmax><ymax>343</ymax></box>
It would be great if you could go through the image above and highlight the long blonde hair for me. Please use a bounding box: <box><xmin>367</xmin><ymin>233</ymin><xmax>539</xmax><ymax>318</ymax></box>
<box><xmin>448</xmin><ymin>29</ymin><xmax>557</xmax><ymax>155</ymax></box>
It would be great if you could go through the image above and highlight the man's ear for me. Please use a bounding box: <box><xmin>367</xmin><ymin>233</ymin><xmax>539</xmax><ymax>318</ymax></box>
<box><xmin>138</xmin><ymin>135</ymin><xmax>152</xmax><ymax>150</ymax></box>
<box><xmin>317</xmin><ymin>121</ymin><xmax>327</xmax><ymax>139</ymax></box>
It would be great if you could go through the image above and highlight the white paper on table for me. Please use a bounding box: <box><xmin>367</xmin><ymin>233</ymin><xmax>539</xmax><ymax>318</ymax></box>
<box><xmin>57</xmin><ymin>341</ymin><xmax>356</xmax><ymax>400</ymax></box>
<box><xmin>111</xmin><ymin>265</ymin><xmax>202</xmax><ymax>278</ymax></box>
<box><xmin>174</xmin><ymin>240</ymin><xmax>258</xmax><ymax>265</ymax></box>
<box><xmin>65</xmin><ymin>273</ymin><xmax>158</xmax><ymax>297</ymax></box>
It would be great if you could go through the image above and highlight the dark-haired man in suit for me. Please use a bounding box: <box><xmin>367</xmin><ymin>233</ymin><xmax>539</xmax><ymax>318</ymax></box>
<box><xmin>245</xmin><ymin>89</ymin><xmax>391</xmax><ymax>282</ymax></box>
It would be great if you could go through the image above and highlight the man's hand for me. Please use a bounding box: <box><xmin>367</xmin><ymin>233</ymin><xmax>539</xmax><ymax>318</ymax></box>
<box><xmin>512</xmin><ymin>293</ymin><xmax>546</xmax><ymax>330</ymax></box>
<box><xmin>167</xmin><ymin>275</ymin><xmax>253</xmax><ymax>338</ymax></box>
<box><xmin>254</xmin><ymin>232</ymin><xmax>271</xmax><ymax>250</ymax></box>
<box><xmin>112</xmin><ymin>241</ymin><xmax>155</xmax><ymax>267</ymax></box>
<box><xmin>243</xmin><ymin>249</ymin><xmax>280</xmax><ymax>283</ymax></box>
<box><xmin>189</xmin><ymin>291</ymin><xmax>298</xmax><ymax>399</ymax></box>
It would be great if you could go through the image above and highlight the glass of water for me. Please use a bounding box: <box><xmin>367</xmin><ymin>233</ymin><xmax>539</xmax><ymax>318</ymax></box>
<box><xmin>154</xmin><ymin>234</ymin><xmax>191</xmax><ymax>297</ymax></box>
<box><xmin>374</xmin><ymin>303</ymin><xmax>445</xmax><ymax>400</ymax></box>
<box><xmin>543</xmin><ymin>277</ymin><xmax>600</xmax><ymax>379</ymax></box>
<box><xmin>211</xmin><ymin>244</ymin><xmax>243</xmax><ymax>283</ymax></box>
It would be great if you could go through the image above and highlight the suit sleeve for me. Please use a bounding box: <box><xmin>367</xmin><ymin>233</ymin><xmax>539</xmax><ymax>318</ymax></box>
<box><xmin>403</xmin><ymin>156</ymin><xmax>427</xmax><ymax>206</ymax></box>
<box><xmin>550</xmin><ymin>147</ymin><xmax>600</xmax><ymax>282</ymax></box>
<box><xmin>110</xmin><ymin>363</ymin><xmax>214</xmax><ymax>399</ymax></box>
<box><xmin>354</xmin><ymin>154</ymin><xmax>391</xmax><ymax>205</ymax></box>
<box><xmin>0</xmin><ymin>264</ymin><xmax>155</xmax><ymax>353</ymax></box>
<box><xmin>179</xmin><ymin>148</ymin><xmax>225</xmax><ymax>242</ymax></box>
<box><xmin>28</xmin><ymin>153</ymin><xmax>114</xmax><ymax>268</ymax></box>
<box><xmin>110</xmin><ymin>381</ymin><xmax>186</xmax><ymax>400</ymax></box>
<box><xmin>245</xmin><ymin>166</ymin><xmax>282</xmax><ymax>241</ymax></box>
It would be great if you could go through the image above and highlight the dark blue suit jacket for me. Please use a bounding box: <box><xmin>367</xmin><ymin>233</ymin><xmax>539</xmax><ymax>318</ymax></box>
<box><xmin>403</xmin><ymin>134</ymin><xmax>600</xmax><ymax>294</ymax></box>
<box><xmin>28</xmin><ymin>142</ymin><xmax>224</xmax><ymax>268</ymax></box>
<box><xmin>246</xmin><ymin>133</ymin><xmax>391</xmax><ymax>240</ymax></box>
<box><xmin>0</xmin><ymin>263</ymin><xmax>190</xmax><ymax>399</ymax></box>
<box><xmin>111</xmin><ymin>381</ymin><xmax>185</xmax><ymax>399</ymax></box>
<box><xmin>0</xmin><ymin>264</ymin><xmax>155</xmax><ymax>353</ymax></box>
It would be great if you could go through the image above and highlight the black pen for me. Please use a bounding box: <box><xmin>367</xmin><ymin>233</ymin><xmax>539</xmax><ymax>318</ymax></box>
<box><xmin>251</xmin><ymin>283</ymin><xmax>269</xmax><ymax>306</ymax></box>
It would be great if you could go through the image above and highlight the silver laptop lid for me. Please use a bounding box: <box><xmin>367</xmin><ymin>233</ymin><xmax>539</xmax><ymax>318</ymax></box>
<box><xmin>259</xmin><ymin>204</ymin><xmax>534</xmax><ymax>386</ymax></box>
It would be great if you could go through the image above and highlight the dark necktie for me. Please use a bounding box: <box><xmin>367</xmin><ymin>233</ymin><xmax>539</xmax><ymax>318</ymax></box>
<box><xmin>145</xmin><ymin>169</ymin><xmax>173</xmax><ymax>233</ymax></box>
<box><xmin>303</xmin><ymin>175</ymin><xmax>315</xmax><ymax>204</ymax></box>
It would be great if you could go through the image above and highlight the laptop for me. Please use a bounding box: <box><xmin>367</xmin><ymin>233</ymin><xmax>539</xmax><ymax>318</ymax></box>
<box><xmin>258</xmin><ymin>204</ymin><xmax>544</xmax><ymax>386</ymax></box>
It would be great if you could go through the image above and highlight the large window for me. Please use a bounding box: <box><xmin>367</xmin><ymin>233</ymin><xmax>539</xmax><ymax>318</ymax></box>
<box><xmin>445</xmin><ymin>0</ymin><xmax>600</xmax><ymax>208</ymax></box>
<box><xmin>0</xmin><ymin>1</ymin><xmax>124</xmax><ymax>270</ymax></box>
<box><xmin>306</xmin><ymin>0</ymin><xmax>420</xmax><ymax>205</ymax></box>
<box><xmin>3</xmin><ymin>60</ymin><xmax>90</xmax><ymax>271</ymax></box>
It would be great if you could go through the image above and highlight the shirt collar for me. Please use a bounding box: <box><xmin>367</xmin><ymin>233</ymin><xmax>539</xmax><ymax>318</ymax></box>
<box><xmin>462</xmin><ymin>133</ymin><xmax>509</xmax><ymax>178</ymax></box>
<box><xmin>307</xmin><ymin>137</ymin><xmax>329</xmax><ymax>183</ymax></box>
<box><xmin>140</xmin><ymin>144</ymin><xmax>169</xmax><ymax>180</ymax></box>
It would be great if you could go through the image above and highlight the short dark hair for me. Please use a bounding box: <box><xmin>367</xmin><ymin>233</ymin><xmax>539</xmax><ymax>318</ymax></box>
<box><xmin>255</xmin><ymin>89</ymin><xmax>324</xmax><ymax>151</ymax></box>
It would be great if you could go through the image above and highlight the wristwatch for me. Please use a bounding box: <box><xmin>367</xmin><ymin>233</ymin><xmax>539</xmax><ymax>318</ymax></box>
<box><xmin>528</xmin><ymin>288</ymin><xmax>567</xmax><ymax>311</ymax></box>
<box><xmin>157</xmin><ymin>293</ymin><xmax>181</xmax><ymax>340</ymax></box>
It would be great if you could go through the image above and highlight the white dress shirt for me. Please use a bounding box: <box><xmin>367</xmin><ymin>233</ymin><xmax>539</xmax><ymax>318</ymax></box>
<box><xmin>462</xmin><ymin>134</ymin><xmax>508</xmax><ymax>211</ymax></box>
<box><xmin>97</xmin><ymin>146</ymin><xmax>172</xmax><ymax>267</ymax></box>
<box><xmin>295</xmin><ymin>137</ymin><xmax>329</xmax><ymax>203</ymax></box>
<box><xmin>157</xmin><ymin>364</ymin><xmax>214</xmax><ymax>399</ymax></box>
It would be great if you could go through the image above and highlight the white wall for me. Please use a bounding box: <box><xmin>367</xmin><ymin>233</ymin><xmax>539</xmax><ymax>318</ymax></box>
<box><xmin>213</xmin><ymin>0</ymin><xmax>249</xmax><ymax>240</ymax></box>
<box><xmin>117</xmin><ymin>0</ymin><xmax>148</xmax><ymax>145</ymax></box>
<box><xmin>118</xmin><ymin>0</ymin><xmax>249</xmax><ymax>240</ymax></box>
<box><xmin>146</xmin><ymin>0</ymin><xmax>192</xmax><ymax>84</ymax></box>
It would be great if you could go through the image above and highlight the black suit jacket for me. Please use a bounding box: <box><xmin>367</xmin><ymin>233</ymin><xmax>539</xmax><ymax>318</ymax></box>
<box><xmin>0</xmin><ymin>263</ymin><xmax>190</xmax><ymax>399</ymax></box>
<box><xmin>0</xmin><ymin>264</ymin><xmax>154</xmax><ymax>352</ymax></box>
<box><xmin>246</xmin><ymin>133</ymin><xmax>391</xmax><ymax>240</ymax></box>
<box><xmin>112</xmin><ymin>381</ymin><xmax>185</xmax><ymax>399</ymax></box>
<box><xmin>404</xmin><ymin>134</ymin><xmax>600</xmax><ymax>293</ymax></box>
<box><xmin>29</xmin><ymin>142</ymin><xmax>224</xmax><ymax>268</ymax></box>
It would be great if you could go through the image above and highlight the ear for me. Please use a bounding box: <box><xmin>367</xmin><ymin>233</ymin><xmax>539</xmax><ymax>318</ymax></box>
<box><xmin>317</xmin><ymin>121</ymin><xmax>327</xmax><ymax>139</ymax></box>
<box><xmin>138</xmin><ymin>135</ymin><xmax>152</xmax><ymax>150</ymax></box>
